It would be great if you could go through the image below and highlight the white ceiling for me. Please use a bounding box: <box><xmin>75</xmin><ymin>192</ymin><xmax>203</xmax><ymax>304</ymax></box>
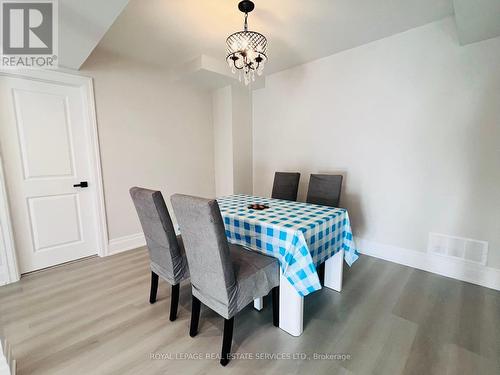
<box><xmin>59</xmin><ymin>0</ymin><xmax>129</xmax><ymax>69</ymax></box>
<box><xmin>92</xmin><ymin>0</ymin><xmax>454</xmax><ymax>74</ymax></box>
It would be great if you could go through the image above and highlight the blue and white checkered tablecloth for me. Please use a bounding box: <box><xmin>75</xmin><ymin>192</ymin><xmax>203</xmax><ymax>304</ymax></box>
<box><xmin>217</xmin><ymin>194</ymin><xmax>359</xmax><ymax>297</ymax></box>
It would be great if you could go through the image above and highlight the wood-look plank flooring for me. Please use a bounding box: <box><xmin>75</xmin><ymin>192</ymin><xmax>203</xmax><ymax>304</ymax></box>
<box><xmin>1</xmin><ymin>248</ymin><xmax>499</xmax><ymax>375</ymax></box>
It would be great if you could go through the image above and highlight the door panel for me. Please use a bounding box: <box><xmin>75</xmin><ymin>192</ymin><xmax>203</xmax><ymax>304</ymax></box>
<box><xmin>13</xmin><ymin>89</ymin><xmax>75</xmax><ymax>179</ymax></box>
<box><xmin>28</xmin><ymin>193</ymin><xmax>83</xmax><ymax>251</ymax></box>
<box><xmin>0</xmin><ymin>76</ymin><xmax>99</xmax><ymax>273</ymax></box>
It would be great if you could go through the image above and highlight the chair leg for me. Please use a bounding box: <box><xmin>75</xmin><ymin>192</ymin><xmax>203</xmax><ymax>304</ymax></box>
<box><xmin>169</xmin><ymin>284</ymin><xmax>180</xmax><ymax>321</ymax></box>
<box><xmin>318</xmin><ymin>262</ymin><xmax>325</xmax><ymax>286</ymax></box>
<box><xmin>190</xmin><ymin>296</ymin><xmax>201</xmax><ymax>337</ymax></box>
<box><xmin>149</xmin><ymin>272</ymin><xmax>159</xmax><ymax>304</ymax></box>
<box><xmin>220</xmin><ymin>317</ymin><xmax>234</xmax><ymax>366</ymax></box>
<box><xmin>272</xmin><ymin>287</ymin><xmax>279</xmax><ymax>327</ymax></box>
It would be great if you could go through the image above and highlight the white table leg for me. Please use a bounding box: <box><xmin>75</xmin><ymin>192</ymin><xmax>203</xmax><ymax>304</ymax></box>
<box><xmin>324</xmin><ymin>249</ymin><xmax>344</xmax><ymax>292</ymax></box>
<box><xmin>253</xmin><ymin>297</ymin><xmax>263</xmax><ymax>311</ymax></box>
<box><xmin>279</xmin><ymin>269</ymin><xmax>304</xmax><ymax>336</ymax></box>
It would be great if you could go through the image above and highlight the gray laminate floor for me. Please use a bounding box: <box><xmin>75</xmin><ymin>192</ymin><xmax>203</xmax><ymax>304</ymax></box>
<box><xmin>1</xmin><ymin>248</ymin><xmax>499</xmax><ymax>375</ymax></box>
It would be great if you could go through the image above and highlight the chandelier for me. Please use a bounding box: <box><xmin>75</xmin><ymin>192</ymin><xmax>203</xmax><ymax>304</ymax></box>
<box><xmin>226</xmin><ymin>0</ymin><xmax>267</xmax><ymax>85</ymax></box>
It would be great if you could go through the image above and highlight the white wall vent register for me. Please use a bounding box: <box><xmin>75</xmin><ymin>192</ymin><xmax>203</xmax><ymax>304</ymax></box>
<box><xmin>428</xmin><ymin>232</ymin><xmax>488</xmax><ymax>266</ymax></box>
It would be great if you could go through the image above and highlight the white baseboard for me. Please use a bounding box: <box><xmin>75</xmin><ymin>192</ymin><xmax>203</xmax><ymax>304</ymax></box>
<box><xmin>356</xmin><ymin>238</ymin><xmax>500</xmax><ymax>292</ymax></box>
<box><xmin>105</xmin><ymin>233</ymin><xmax>500</xmax><ymax>290</ymax></box>
<box><xmin>107</xmin><ymin>233</ymin><xmax>146</xmax><ymax>255</ymax></box>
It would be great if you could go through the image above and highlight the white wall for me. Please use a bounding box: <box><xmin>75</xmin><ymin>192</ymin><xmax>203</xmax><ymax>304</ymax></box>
<box><xmin>213</xmin><ymin>86</ymin><xmax>234</xmax><ymax>196</ymax></box>
<box><xmin>82</xmin><ymin>48</ymin><xmax>215</xmax><ymax>242</ymax></box>
<box><xmin>231</xmin><ymin>85</ymin><xmax>253</xmax><ymax>195</ymax></box>
<box><xmin>253</xmin><ymin>18</ymin><xmax>500</xmax><ymax>269</ymax></box>
<box><xmin>212</xmin><ymin>85</ymin><xmax>253</xmax><ymax>197</ymax></box>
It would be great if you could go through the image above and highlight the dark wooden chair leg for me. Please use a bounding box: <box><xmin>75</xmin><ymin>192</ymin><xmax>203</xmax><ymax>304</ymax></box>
<box><xmin>149</xmin><ymin>272</ymin><xmax>159</xmax><ymax>304</ymax></box>
<box><xmin>169</xmin><ymin>283</ymin><xmax>180</xmax><ymax>321</ymax></box>
<box><xmin>271</xmin><ymin>287</ymin><xmax>279</xmax><ymax>327</ymax></box>
<box><xmin>220</xmin><ymin>317</ymin><xmax>234</xmax><ymax>366</ymax></box>
<box><xmin>190</xmin><ymin>296</ymin><xmax>201</xmax><ymax>337</ymax></box>
<box><xmin>318</xmin><ymin>262</ymin><xmax>325</xmax><ymax>286</ymax></box>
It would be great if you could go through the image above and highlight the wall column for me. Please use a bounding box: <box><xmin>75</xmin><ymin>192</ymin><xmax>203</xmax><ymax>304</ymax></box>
<box><xmin>212</xmin><ymin>84</ymin><xmax>253</xmax><ymax>196</ymax></box>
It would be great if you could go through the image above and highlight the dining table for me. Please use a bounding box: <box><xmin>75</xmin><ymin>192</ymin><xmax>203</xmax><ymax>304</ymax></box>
<box><xmin>217</xmin><ymin>194</ymin><xmax>359</xmax><ymax>336</ymax></box>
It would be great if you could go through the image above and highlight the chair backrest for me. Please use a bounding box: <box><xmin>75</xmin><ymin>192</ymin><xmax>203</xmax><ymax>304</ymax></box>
<box><xmin>306</xmin><ymin>174</ymin><xmax>343</xmax><ymax>207</ymax></box>
<box><xmin>170</xmin><ymin>194</ymin><xmax>236</xmax><ymax>306</ymax></box>
<box><xmin>129</xmin><ymin>187</ymin><xmax>182</xmax><ymax>278</ymax></box>
<box><xmin>271</xmin><ymin>172</ymin><xmax>300</xmax><ymax>201</ymax></box>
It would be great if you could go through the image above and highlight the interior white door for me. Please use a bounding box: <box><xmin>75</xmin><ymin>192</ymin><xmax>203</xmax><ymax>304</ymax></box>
<box><xmin>0</xmin><ymin>76</ymin><xmax>99</xmax><ymax>273</ymax></box>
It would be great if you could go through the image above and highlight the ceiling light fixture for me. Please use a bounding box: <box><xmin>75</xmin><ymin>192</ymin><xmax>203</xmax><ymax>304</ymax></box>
<box><xmin>226</xmin><ymin>0</ymin><xmax>267</xmax><ymax>85</ymax></box>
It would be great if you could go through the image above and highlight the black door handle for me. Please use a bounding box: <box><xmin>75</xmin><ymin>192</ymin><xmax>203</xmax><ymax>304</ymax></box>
<box><xmin>73</xmin><ymin>181</ymin><xmax>88</xmax><ymax>188</ymax></box>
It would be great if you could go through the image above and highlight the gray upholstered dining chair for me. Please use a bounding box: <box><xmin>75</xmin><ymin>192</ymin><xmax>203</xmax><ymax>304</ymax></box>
<box><xmin>171</xmin><ymin>194</ymin><xmax>279</xmax><ymax>366</ymax></box>
<box><xmin>305</xmin><ymin>174</ymin><xmax>343</xmax><ymax>283</ymax></box>
<box><xmin>306</xmin><ymin>174</ymin><xmax>343</xmax><ymax>207</ymax></box>
<box><xmin>129</xmin><ymin>187</ymin><xmax>189</xmax><ymax>321</ymax></box>
<box><xmin>271</xmin><ymin>172</ymin><xmax>300</xmax><ymax>201</ymax></box>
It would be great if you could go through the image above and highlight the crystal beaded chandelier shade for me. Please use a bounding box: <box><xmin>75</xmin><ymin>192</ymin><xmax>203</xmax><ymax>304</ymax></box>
<box><xmin>226</xmin><ymin>0</ymin><xmax>267</xmax><ymax>85</ymax></box>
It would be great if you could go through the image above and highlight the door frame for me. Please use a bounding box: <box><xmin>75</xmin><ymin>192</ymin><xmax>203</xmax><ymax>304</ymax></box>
<box><xmin>0</xmin><ymin>69</ymin><xmax>109</xmax><ymax>284</ymax></box>
<box><xmin>0</xmin><ymin>153</ymin><xmax>19</xmax><ymax>284</ymax></box>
